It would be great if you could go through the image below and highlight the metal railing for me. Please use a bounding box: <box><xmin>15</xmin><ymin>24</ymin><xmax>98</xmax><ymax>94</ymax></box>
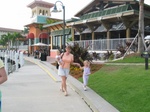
<box><xmin>68</xmin><ymin>38</ymin><xmax>136</xmax><ymax>51</ymax></box>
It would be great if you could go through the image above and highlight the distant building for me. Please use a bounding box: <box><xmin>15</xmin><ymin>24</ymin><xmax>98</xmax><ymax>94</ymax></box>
<box><xmin>0</xmin><ymin>27</ymin><xmax>23</xmax><ymax>39</ymax></box>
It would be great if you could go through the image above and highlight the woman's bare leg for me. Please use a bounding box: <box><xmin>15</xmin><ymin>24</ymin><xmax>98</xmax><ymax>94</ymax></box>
<box><xmin>60</xmin><ymin>82</ymin><xmax>64</xmax><ymax>92</ymax></box>
<box><xmin>61</xmin><ymin>76</ymin><xmax>68</xmax><ymax>96</ymax></box>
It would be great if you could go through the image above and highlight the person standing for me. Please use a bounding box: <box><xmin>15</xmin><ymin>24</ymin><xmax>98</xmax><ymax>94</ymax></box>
<box><xmin>58</xmin><ymin>46</ymin><xmax>78</xmax><ymax>96</ymax></box>
<box><xmin>79</xmin><ymin>60</ymin><xmax>91</xmax><ymax>91</ymax></box>
<box><xmin>0</xmin><ymin>59</ymin><xmax>7</xmax><ymax>84</ymax></box>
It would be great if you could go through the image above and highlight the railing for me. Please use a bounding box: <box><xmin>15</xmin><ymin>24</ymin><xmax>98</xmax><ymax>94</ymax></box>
<box><xmin>68</xmin><ymin>38</ymin><xmax>136</xmax><ymax>51</ymax></box>
<box><xmin>0</xmin><ymin>50</ymin><xmax>24</xmax><ymax>75</ymax></box>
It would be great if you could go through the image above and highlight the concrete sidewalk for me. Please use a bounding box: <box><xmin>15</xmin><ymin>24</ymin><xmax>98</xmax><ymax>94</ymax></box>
<box><xmin>0</xmin><ymin>59</ymin><xmax>92</xmax><ymax>112</ymax></box>
<box><xmin>0</xmin><ymin>56</ymin><xmax>119</xmax><ymax>112</ymax></box>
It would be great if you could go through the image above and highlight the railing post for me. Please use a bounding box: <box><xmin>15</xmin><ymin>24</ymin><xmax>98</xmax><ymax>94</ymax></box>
<box><xmin>15</xmin><ymin>52</ymin><xmax>19</xmax><ymax>71</ymax></box>
<box><xmin>19</xmin><ymin>52</ymin><xmax>24</xmax><ymax>67</ymax></box>
<box><xmin>4</xmin><ymin>54</ymin><xmax>8</xmax><ymax>75</ymax></box>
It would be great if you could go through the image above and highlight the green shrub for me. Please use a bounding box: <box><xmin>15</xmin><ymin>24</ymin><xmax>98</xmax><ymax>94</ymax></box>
<box><xmin>68</xmin><ymin>42</ymin><xmax>93</xmax><ymax>65</ymax></box>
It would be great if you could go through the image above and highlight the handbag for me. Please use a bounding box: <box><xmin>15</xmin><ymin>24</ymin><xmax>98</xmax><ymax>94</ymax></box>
<box><xmin>56</xmin><ymin>53</ymin><xmax>64</xmax><ymax>69</ymax></box>
<box><xmin>56</xmin><ymin>62</ymin><xmax>59</xmax><ymax>69</ymax></box>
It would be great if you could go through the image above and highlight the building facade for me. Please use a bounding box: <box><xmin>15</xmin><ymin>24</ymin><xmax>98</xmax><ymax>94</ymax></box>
<box><xmin>25</xmin><ymin>0</ymin><xmax>55</xmax><ymax>55</ymax></box>
<box><xmin>26</xmin><ymin>0</ymin><xmax>150</xmax><ymax>58</ymax></box>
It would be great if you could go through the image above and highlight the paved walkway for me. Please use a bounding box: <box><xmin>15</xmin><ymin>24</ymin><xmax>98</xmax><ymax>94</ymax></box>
<box><xmin>0</xmin><ymin>56</ymin><xmax>119</xmax><ymax>112</ymax></box>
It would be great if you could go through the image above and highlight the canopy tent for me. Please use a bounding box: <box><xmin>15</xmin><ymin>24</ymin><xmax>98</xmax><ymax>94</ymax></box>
<box><xmin>31</xmin><ymin>42</ymin><xmax>49</xmax><ymax>46</ymax></box>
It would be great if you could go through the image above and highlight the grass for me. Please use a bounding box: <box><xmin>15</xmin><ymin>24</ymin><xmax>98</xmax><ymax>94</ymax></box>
<box><xmin>110</xmin><ymin>53</ymin><xmax>146</xmax><ymax>63</ymax></box>
<box><xmin>79</xmin><ymin>55</ymin><xmax>150</xmax><ymax>112</ymax></box>
<box><xmin>112</xmin><ymin>56</ymin><xmax>145</xmax><ymax>63</ymax></box>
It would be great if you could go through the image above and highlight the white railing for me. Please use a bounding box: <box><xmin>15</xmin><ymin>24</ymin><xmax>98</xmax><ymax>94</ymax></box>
<box><xmin>0</xmin><ymin>50</ymin><xmax>24</xmax><ymax>75</ymax></box>
<box><xmin>68</xmin><ymin>38</ymin><xmax>136</xmax><ymax>51</ymax></box>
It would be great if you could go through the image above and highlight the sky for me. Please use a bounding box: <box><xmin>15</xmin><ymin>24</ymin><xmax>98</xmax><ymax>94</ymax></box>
<box><xmin>0</xmin><ymin>0</ymin><xmax>150</xmax><ymax>30</ymax></box>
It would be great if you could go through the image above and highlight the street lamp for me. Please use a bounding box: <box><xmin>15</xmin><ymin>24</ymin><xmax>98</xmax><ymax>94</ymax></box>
<box><xmin>52</xmin><ymin>1</ymin><xmax>65</xmax><ymax>52</ymax></box>
<box><xmin>28</xmin><ymin>38</ymin><xmax>30</xmax><ymax>57</ymax></box>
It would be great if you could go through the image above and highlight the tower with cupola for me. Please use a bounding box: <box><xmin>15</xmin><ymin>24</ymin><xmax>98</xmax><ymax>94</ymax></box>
<box><xmin>25</xmin><ymin>0</ymin><xmax>54</xmax><ymax>55</ymax></box>
<box><xmin>27</xmin><ymin>0</ymin><xmax>54</xmax><ymax>18</ymax></box>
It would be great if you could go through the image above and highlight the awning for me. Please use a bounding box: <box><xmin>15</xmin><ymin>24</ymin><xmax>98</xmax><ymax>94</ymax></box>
<box><xmin>51</xmin><ymin>28</ymin><xmax>71</xmax><ymax>36</ymax></box>
<box><xmin>39</xmin><ymin>33</ymin><xmax>49</xmax><ymax>39</ymax></box>
<box><xmin>26</xmin><ymin>33</ymin><xmax>34</xmax><ymax>39</ymax></box>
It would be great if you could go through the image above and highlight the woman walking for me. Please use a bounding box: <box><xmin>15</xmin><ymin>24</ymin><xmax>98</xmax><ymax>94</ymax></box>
<box><xmin>58</xmin><ymin>46</ymin><xmax>78</xmax><ymax>96</ymax></box>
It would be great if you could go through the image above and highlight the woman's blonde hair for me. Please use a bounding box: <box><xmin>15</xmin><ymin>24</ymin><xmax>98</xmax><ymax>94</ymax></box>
<box><xmin>66</xmin><ymin>45</ymin><xmax>71</xmax><ymax>49</ymax></box>
<box><xmin>65</xmin><ymin>45</ymin><xmax>72</xmax><ymax>52</ymax></box>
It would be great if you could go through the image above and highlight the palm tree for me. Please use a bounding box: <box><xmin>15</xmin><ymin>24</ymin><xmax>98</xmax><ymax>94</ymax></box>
<box><xmin>23</xmin><ymin>27</ymin><xmax>29</xmax><ymax>35</ymax></box>
<box><xmin>138</xmin><ymin>0</ymin><xmax>145</xmax><ymax>53</ymax></box>
<box><xmin>12</xmin><ymin>32</ymin><xmax>23</xmax><ymax>49</ymax></box>
<box><xmin>4</xmin><ymin>33</ymin><xmax>13</xmax><ymax>50</ymax></box>
<box><xmin>0</xmin><ymin>34</ymin><xmax>8</xmax><ymax>48</ymax></box>
<box><xmin>46</xmin><ymin>19</ymin><xmax>58</xmax><ymax>24</ymax></box>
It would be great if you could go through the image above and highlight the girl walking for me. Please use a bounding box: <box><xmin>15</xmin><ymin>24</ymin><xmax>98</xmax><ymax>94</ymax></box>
<box><xmin>79</xmin><ymin>60</ymin><xmax>91</xmax><ymax>91</ymax></box>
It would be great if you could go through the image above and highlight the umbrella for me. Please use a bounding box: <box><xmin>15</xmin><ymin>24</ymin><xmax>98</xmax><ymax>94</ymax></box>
<box><xmin>145</xmin><ymin>35</ymin><xmax>150</xmax><ymax>40</ymax></box>
<box><xmin>31</xmin><ymin>42</ymin><xmax>49</xmax><ymax>46</ymax></box>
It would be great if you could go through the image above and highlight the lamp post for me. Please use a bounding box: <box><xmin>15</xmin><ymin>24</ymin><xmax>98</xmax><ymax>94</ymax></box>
<box><xmin>52</xmin><ymin>1</ymin><xmax>65</xmax><ymax>52</ymax></box>
<box><xmin>28</xmin><ymin>38</ymin><xmax>30</xmax><ymax>57</ymax></box>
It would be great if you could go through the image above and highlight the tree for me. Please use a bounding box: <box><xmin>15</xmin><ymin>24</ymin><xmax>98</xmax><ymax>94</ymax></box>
<box><xmin>0</xmin><ymin>34</ymin><xmax>8</xmax><ymax>48</ymax></box>
<box><xmin>0</xmin><ymin>32</ymin><xmax>22</xmax><ymax>50</ymax></box>
<box><xmin>36</xmin><ymin>24</ymin><xmax>45</xmax><ymax>31</ymax></box>
<box><xmin>4</xmin><ymin>33</ymin><xmax>13</xmax><ymax>50</ymax></box>
<box><xmin>23</xmin><ymin>27</ymin><xmax>29</xmax><ymax>35</ymax></box>
<box><xmin>138</xmin><ymin>0</ymin><xmax>145</xmax><ymax>53</ymax></box>
<box><xmin>12</xmin><ymin>32</ymin><xmax>23</xmax><ymax>49</ymax></box>
<box><xmin>46</xmin><ymin>19</ymin><xmax>58</xmax><ymax>24</ymax></box>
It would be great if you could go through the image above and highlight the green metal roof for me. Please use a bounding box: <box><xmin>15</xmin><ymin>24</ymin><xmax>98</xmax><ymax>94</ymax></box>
<box><xmin>51</xmin><ymin>28</ymin><xmax>71</xmax><ymax>36</ymax></box>
<box><xmin>43</xmin><ymin>19</ymin><xmax>78</xmax><ymax>28</ymax></box>
<box><xmin>80</xmin><ymin>4</ymin><xmax>131</xmax><ymax>20</ymax></box>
